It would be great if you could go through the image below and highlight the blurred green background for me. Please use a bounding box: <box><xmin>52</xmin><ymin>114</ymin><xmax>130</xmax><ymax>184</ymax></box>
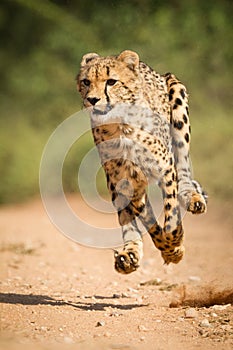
<box><xmin>0</xmin><ymin>0</ymin><xmax>232</xmax><ymax>204</ymax></box>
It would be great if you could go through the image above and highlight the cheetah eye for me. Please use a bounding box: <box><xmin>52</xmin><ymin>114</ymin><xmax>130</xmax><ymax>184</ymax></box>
<box><xmin>83</xmin><ymin>79</ymin><xmax>91</xmax><ymax>86</ymax></box>
<box><xmin>107</xmin><ymin>79</ymin><xmax>117</xmax><ymax>86</ymax></box>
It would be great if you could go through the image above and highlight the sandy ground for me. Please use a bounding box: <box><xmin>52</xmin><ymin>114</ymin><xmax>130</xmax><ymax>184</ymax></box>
<box><xmin>0</xmin><ymin>195</ymin><xmax>233</xmax><ymax>350</ymax></box>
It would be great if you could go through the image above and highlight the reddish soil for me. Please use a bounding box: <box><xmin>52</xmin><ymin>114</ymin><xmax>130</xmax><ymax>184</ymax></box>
<box><xmin>0</xmin><ymin>196</ymin><xmax>233</xmax><ymax>350</ymax></box>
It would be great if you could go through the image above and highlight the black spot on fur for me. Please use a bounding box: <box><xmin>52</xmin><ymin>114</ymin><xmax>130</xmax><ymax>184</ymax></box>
<box><xmin>164</xmin><ymin>224</ymin><xmax>171</xmax><ymax>232</ymax></box>
<box><xmin>165</xmin><ymin>203</ymin><xmax>171</xmax><ymax>211</ymax></box>
<box><xmin>174</xmin><ymin>120</ymin><xmax>184</xmax><ymax>130</ymax></box>
<box><xmin>185</xmin><ymin>133</ymin><xmax>190</xmax><ymax>143</ymax></box>
<box><xmin>172</xmin><ymin>207</ymin><xmax>178</xmax><ymax>215</ymax></box>
<box><xmin>166</xmin><ymin>180</ymin><xmax>173</xmax><ymax>187</ymax></box>
<box><xmin>169</xmin><ymin>88</ymin><xmax>175</xmax><ymax>101</ymax></box>
<box><xmin>164</xmin><ymin>168</ymin><xmax>172</xmax><ymax>176</ymax></box>
<box><xmin>165</xmin><ymin>215</ymin><xmax>172</xmax><ymax>222</ymax></box>
<box><xmin>180</xmin><ymin>88</ymin><xmax>186</xmax><ymax>99</ymax></box>
<box><xmin>172</xmin><ymin>229</ymin><xmax>178</xmax><ymax>236</ymax></box>
<box><xmin>183</xmin><ymin>114</ymin><xmax>188</xmax><ymax>124</ymax></box>
<box><xmin>175</xmin><ymin>98</ymin><xmax>182</xmax><ymax>106</ymax></box>
<box><xmin>178</xmin><ymin>141</ymin><xmax>184</xmax><ymax>148</ymax></box>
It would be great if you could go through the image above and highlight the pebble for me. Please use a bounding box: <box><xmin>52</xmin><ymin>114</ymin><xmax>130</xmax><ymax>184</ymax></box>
<box><xmin>188</xmin><ymin>276</ymin><xmax>201</xmax><ymax>282</ymax></box>
<box><xmin>96</xmin><ymin>321</ymin><xmax>105</xmax><ymax>327</ymax></box>
<box><xmin>127</xmin><ymin>287</ymin><xmax>138</xmax><ymax>293</ymax></box>
<box><xmin>177</xmin><ymin>317</ymin><xmax>184</xmax><ymax>322</ymax></box>
<box><xmin>136</xmin><ymin>297</ymin><xmax>143</xmax><ymax>304</ymax></box>
<box><xmin>138</xmin><ymin>325</ymin><xmax>149</xmax><ymax>332</ymax></box>
<box><xmin>184</xmin><ymin>308</ymin><xmax>198</xmax><ymax>319</ymax></box>
<box><xmin>199</xmin><ymin>329</ymin><xmax>209</xmax><ymax>336</ymax></box>
<box><xmin>113</xmin><ymin>293</ymin><xmax>121</xmax><ymax>299</ymax></box>
<box><xmin>121</xmin><ymin>292</ymin><xmax>129</xmax><ymax>298</ymax></box>
<box><xmin>200</xmin><ymin>319</ymin><xmax>211</xmax><ymax>328</ymax></box>
<box><xmin>212</xmin><ymin>304</ymin><xmax>231</xmax><ymax>311</ymax></box>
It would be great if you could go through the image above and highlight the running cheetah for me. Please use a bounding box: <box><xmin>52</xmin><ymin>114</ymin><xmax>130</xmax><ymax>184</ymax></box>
<box><xmin>76</xmin><ymin>50</ymin><xmax>207</xmax><ymax>274</ymax></box>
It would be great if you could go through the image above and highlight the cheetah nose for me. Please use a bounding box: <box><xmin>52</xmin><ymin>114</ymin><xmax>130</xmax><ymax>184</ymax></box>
<box><xmin>87</xmin><ymin>97</ymin><xmax>100</xmax><ymax>106</ymax></box>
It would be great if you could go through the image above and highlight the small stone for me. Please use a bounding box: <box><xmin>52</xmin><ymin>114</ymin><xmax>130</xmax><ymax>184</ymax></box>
<box><xmin>184</xmin><ymin>308</ymin><xmax>198</xmax><ymax>319</ymax></box>
<box><xmin>127</xmin><ymin>287</ymin><xmax>139</xmax><ymax>293</ymax></box>
<box><xmin>136</xmin><ymin>297</ymin><xmax>143</xmax><ymax>304</ymax></box>
<box><xmin>96</xmin><ymin>321</ymin><xmax>105</xmax><ymax>327</ymax></box>
<box><xmin>177</xmin><ymin>317</ymin><xmax>184</xmax><ymax>322</ymax></box>
<box><xmin>140</xmin><ymin>336</ymin><xmax>145</xmax><ymax>341</ymax></box>
<box><xmin>200</xmin><ymin>319</ymin><xmax>211</xmax><ymax>328</ymax></box>
<box><xmin>121</xmin><ymin>292</ymin><xmax>129</xmax><ymax>298</ymax></box>
<box><xmin>220</xmin><ymin>325</ymin><xmax>231</xmax><ymax>331</ymax></box>
<box><xmin>138</xmin><ymin>325</ymin><xmax>149</xmax><ymax>332</ymax></box>
<box><xmin>113</xmin><ymin>293</ymin><xmax>121</xmax><ymax>299</ymax></box>
<box><xmin>199</xmin><ymin>329</ymin><xmax>209</xmax><ymax>337</ymax></box>
<box><xmin>211</xmin><ymin>312</ymin><xmax>218</xmax><ymax>317</ymax></box>
<box><xmin>212</xmin><ymin>304</ymin><xmax>231</xmax><ymax>311</ymax></box>
<box><xmin>188</xmin><ymin>276</ymin><xmax>201</xmax><ymax>282</ymax></box>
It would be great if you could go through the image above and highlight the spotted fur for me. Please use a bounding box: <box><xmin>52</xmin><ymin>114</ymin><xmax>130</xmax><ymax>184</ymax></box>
<box><xmin>77</xmin><ymin>50</ymin><xmax>207</xmax><ymax>274</ymax></box>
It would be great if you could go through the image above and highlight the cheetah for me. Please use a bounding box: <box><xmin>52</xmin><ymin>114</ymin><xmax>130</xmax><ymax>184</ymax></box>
<box><xmin>76</xmin><ymin>50</ymin><xmax>207</xmax><ymax>274</ymax></box>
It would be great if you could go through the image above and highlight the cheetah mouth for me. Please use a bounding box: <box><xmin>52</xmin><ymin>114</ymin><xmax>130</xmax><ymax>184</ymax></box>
<box><xmin>93</xmin><ymin>104</ymin><xmax>112</xmax><ymax>115</ymax></box>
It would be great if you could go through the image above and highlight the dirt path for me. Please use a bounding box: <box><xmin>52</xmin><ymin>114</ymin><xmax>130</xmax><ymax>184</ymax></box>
<box><xmin>0</xmin><ymin>196</ymin><xmax>233</xmax><ymax>350</ymax></box>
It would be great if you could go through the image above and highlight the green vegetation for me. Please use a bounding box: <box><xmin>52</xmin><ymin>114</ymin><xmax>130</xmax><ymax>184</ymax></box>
<box><xmin>0</xmin><ymin>0</ymin><xmax>232</xmax><ymax>204</ymax></box>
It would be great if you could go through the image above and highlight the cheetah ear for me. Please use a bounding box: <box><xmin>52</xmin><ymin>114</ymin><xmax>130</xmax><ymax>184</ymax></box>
<box><xmin>117</xmin><ymin>50</ymin><xmax>139</xmax><ymax>70</ymax></box>
<box><xmin>80</xmin><ymin>53</ymin><xmax>99</xmax><ymax>67</ymax></box>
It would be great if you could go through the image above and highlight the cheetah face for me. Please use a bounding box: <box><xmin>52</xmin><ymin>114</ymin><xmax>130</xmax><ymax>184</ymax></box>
<box><xmin>77</xmin><ymin>50</ymin><xmax>143</xmax><ymax>114</ymax></box>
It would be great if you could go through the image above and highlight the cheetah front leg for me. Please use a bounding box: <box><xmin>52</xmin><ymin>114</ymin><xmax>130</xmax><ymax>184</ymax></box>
<box><xmin>111</xmin><ymin>189</ymin><xmax>143</xmax><ymax>274</ymax></box>
<box><xmin>165</xmin><ymin>73</ymin><xmax>207</xmax><ymax>214</ymax></box>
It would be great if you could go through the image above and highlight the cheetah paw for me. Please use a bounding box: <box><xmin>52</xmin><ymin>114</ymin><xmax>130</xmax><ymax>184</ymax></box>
<box><xmin>161</xmin><ymin>245</ymin><xmax>185</xmax><ymax>265</ymax></box>
<box><xmin>187</xmin><ymin>192</ymin><xmax>207</xmax><ymax>215</ymax></box>
<box><xmin>114</xmin><ymin>250</ymin><xmax>140</xmax><ymax>274</ymax></box>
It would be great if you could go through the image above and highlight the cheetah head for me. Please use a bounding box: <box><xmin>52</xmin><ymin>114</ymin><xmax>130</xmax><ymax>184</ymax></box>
<box><xmin>77</xmin><ymin>50</ymin><xmax>143</xmax><ymax>114</ymax></box>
